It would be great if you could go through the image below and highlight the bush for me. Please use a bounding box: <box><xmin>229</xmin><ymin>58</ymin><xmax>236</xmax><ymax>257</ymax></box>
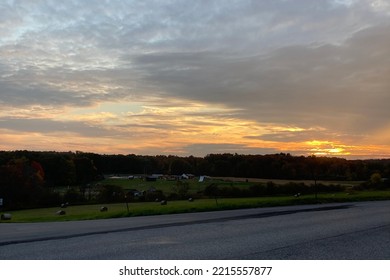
<box><xmin>39</xmin><ymin>188</ymin><xmax>61</xmax><ymax>207</ymax></box>
<box><xmin>203</xmin><ymin>181</ymin><xmax>346</xmax><ymax>199</ymax></box>
<box><xmin>96</xmin><ymin>184</ymin><xmax>124</xmax><ymax>203</ymax></box>
<box><xmin>204</xmin><ymin>183</ymin><xmax>220</xmax><ymax>197</ymax></box>
<box><xmin>172</xmin><ymin>181</ymin><xmax>190</xmax><ymax>199</ymax></box>
<box><xmin>314</xmin><ymin>183</ymin><xmax>345</xmax><ymax>193</ymax></box>
<box><xmin>64</xmin><ymin>187</ymin><xmax>86</xmax><ymax>203</ymax></box>
<box><xmin>144</xmin><ymin>190</ymin><xmax>165</xmax><ymax>202</ymax></box>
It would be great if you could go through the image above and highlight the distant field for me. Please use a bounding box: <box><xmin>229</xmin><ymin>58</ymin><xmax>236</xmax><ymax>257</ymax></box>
<box><xmin>101</xmin><ymin>176</ymin><xmax>362</xmax><ymax>194</ymax></box>
<box><xmin>3</xmin><ymin>190</ymin><xmax>390</xmax><ymax>223</ymax></box>
<box><xmin>101</xmin><ymin>176</ymin><xmax>253</xmax><ymax>197</ymax></box>
<box><xmin>212</xmin><ymin>176</ymin><xmax>363</xmax><ymax>186</ymax></box>
<box><xmin>102</xmin><ymin>177</ymin><xmax>206</xmax><ymax>192</ymax></box>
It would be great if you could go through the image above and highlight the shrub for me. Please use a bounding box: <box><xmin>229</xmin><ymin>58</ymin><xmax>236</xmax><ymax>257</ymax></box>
<box><xmin>96</xmin><ymin>184</ymin><xmax>124</xmax><ymax>203</ymax></box>
<box><xmin>63</xmin><ymin>187</ymin><xmax>85</xmax><ymax>204</ymax></box>
<box><xmin>172</xmin><ymin>181</ymin><xmax>190</xmax><ymax>199</ymax></box>
<box><xmin>144</xmin><ymin>189</ymin><xmax>165</xmax><ymax>202</ymax></box>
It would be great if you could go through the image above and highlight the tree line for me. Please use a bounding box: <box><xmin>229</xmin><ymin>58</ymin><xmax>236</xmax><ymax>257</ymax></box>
<box><xmin>92</xmin><ymin>152</ymin><xmax>390</xmax><ymax>181</ymax></box>
<box><xmin>1</xmin><ymin>150</ymin><xmax>389</xmax><ymax>210</ymax></box>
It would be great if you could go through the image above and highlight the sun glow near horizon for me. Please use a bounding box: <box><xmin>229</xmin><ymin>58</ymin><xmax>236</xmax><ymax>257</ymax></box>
<box><xmin>1</xmin><ymin>100</ymin><xmax>386</xmax><ymax>159</ymax></box>
<box><xmin>0</xmin><ymin>90</ymin><xmax>388</xmax><ymax>158</ymax></box>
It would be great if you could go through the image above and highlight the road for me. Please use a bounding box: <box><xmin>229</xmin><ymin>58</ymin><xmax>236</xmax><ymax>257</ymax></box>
<box><xmin>1</xmin><ymin>200</ymin><xmax>390</xmax><ymax>259</ymax></box>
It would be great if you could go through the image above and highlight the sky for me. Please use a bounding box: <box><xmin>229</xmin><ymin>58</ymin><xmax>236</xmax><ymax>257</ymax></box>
<box><xmin>1</xmin><ymin>0</ymin><xmax>390</xmax><ymax>158</ymax></box>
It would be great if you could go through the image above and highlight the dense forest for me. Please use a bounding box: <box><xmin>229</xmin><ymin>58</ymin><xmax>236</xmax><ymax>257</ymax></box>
<box><xmin>1</xmin><ymin>150</ymin><xmax>389</xmax><ymax>210</ymax></box>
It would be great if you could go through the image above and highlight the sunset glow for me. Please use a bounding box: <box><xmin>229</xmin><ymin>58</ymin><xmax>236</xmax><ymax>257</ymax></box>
<box><xmin>1</xmin><ymin>1</ymin><xmax>390</xmax><ymax>158</ymax></box>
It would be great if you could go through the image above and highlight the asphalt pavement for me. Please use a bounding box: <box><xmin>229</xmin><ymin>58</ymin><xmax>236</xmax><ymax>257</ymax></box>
<box><xmin>1</xmin><ymin>201</ymin><xmax>389</xmax><ymax>259</ymax></box>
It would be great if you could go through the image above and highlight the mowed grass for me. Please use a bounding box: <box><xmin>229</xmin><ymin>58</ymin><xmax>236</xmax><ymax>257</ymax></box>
<box><xmin>3</xmin><ymin>190</ymin><xmax>390</xmax><ymax>223</ymax></box>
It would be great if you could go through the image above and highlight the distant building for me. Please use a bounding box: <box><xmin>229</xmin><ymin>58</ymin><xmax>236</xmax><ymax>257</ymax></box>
<box><xmin>199</xmin><ymin>175</ymin><xmax>211</xmax><ymax>182</ymax></box>
<box><xmin>180</xmin><ymin>173</ymin><xmax>195</xmax><ymax>180</ymax></box>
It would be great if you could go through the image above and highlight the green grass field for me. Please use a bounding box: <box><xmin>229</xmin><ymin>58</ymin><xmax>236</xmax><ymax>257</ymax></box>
<box><xmin>2</xmin><ymin>190</ymin><xmax>390</xmax><ymax>223</ymax></box>
<box><xmin>102</xmin><ymin>177</ymin><xmax>240</xmax><ymax>193</ymax></box>
<box><xmin>100</xmin><ymin>176</ymin><xmax>362</xmax><ymax>197</ymax></box>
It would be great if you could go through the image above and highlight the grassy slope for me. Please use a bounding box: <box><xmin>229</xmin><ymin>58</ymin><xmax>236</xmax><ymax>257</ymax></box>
<box><xmin>3</xmin><ymin>190</ymin><xmax>390</xmax><ymax>223</ymax></box>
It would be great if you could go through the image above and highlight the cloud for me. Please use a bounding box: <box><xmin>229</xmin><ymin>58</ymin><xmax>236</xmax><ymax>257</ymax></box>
<box><xmin>0</xmin><ymin>0</ymin><xmax>389</xmax><ymax>157</ymax></box>
<box><xmin>0</xmin><ymin>117</ymin><xmax>114</xmax><ymax>138</ymax></box>
<box><xmin>183</xmin><ymin>143</ymin><xmax>278</xmax><ymax>156</ymax></box>
<box><xmin>130</xmin><ymin>23</ymin><xmax>390</xmax><ymax>139</ymax></box>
